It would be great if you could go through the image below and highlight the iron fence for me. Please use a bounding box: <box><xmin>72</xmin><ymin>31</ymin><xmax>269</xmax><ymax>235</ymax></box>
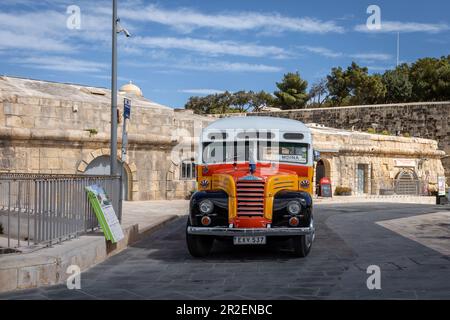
<box><xmin>370</xmin><ymin>178</ymin><xmax>431</xmax><ymax>196</ymax></box>
<box><xmin>0</xmin><ymin>173</ymin><xmax>121</xmax><ymax>250</ymax></box>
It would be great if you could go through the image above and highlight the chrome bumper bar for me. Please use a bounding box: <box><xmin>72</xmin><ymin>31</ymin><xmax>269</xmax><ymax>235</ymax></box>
<box><xmin>187</xmin><ymin>226</ymin><xmax>314</xmax><ymax>236</ymax></box>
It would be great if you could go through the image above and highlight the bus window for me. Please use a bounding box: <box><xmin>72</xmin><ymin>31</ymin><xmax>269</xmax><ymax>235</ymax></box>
<box><xmin>259</xmin><ymin>142</ymin><xmax>308</xmax><ymax>164</ymax></box>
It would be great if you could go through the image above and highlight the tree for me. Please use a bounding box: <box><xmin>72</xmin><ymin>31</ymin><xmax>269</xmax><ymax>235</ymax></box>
<box><xmin>410</xmin><ymin>55</ymin><xmax>450</xmax><ymax>102</ymax></box>
<box><xmin>210</xmin><ymin>91</ymin><xmax>234</xmax><ymax>114</ymax></box>
<box><xmin>184</xmin><ymin>90</ymin><xmax>274</xmax><ymax>114</ymax></box>
<box><xmin>308</xmin><ymin>78</ymin><xmax>328</xmax><ymax>107</ymax></box>
<box><xmin>382</xmin><ymin>63</ymin><xmax>412</xmax><ymax>103</ymax></box>
<box><xmin>250</xmin><ymin>90</ymin><xmax>275</xmax><ymax>112</ymax></box>
<box><xmin>326</xmin><ymin>66</ymin><xmax>350</xmax><ymax>106</ymax></box>
<box><xmin>231</xmin><ymin>90</ymin><xmax>252</xmax><ymax>113</ymax></box>
<box><xmin>274</xmin><ymin>72</ymin><xmax>309</xmax><ymax>109</ymax></box>
<box><xmin>326</xmin><ymin>62</ymin><xmax>386</xmax><ymax>106</ymax></box>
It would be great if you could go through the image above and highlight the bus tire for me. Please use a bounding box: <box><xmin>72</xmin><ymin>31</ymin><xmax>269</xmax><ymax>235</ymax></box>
<box><xmin>292</xmin><ymin>213</ymin><xmax>314</xmax><ymax>257</ymax></box>
<box><xmin>292</xmin><ymin>235</ymin><xmax>312</xmax><ymax>257</ymax></box>
<box><xmin>186</xmin><ymin>219</ymin><xmax>214</xmax><ymax>257</ymax></box>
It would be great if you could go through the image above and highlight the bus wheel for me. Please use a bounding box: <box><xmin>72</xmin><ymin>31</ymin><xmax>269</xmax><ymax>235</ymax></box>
<box><xmin>186</xmin><ymin>219</ymin><xmax>214</xmax><ymax>257</ymax></box>
<box><xmin>292</xmin><ymin>214</ymin><xmax>314</xmax><ymax>257</ymax></box>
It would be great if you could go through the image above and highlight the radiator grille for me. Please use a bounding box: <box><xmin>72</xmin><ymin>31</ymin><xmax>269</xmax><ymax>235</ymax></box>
<box><xmin>236</xmin><ymin>180</ymin><xmax>265</xmax><ymax>216</ymax></box>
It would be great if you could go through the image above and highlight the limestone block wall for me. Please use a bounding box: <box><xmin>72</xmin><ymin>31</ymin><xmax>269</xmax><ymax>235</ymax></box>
<box><xmin>244</xmin><ymin>102</ymin><xmax>449</xmax><ymax>183</ymax></box>
<box><xmin>312</xmin><ymin>126</ymin><xmax>445</xmax><ymax>194</ymax></box>
<box><xmin>0</xmin><ymin>91</ymin><xmax>213</xmax><ymax>200</ymax></box>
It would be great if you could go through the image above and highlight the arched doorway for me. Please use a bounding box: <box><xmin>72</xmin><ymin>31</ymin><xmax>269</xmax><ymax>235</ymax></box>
<box><xmin>394</xmin><ymin>170</ymin><xmax>419</xmax><ymax>195</ymax></box>
<box><xmin>84</xmin><ymin>155</ymin><xmax>130</xmax><ymax>200</ymax></box>
<box><xmin>315</xmin><ymin>159</ymin><xmax>330</xmax><ymax>195</ymax></box>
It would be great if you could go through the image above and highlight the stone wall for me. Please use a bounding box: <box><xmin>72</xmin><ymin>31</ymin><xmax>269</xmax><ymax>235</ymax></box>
<box><xmin>246</xmin><ymin>102</ymin><xmax>450</xmax><ymax>183</ymax></box>
<box><xmin>311</xmin><ymin>125</ymin><xmax>445</xmax><ymax>194</ymax></box>
<box><xmin>0</xmin><ymin>78</ymin><xmax>212</xmax><ymax>200</ymax></box>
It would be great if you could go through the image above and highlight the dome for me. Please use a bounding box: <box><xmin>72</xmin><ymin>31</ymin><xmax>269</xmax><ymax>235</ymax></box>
<box><xmin>119</xmin><ymin>81</ymin><xmax>143</xmax><ymax>97</ymax></box>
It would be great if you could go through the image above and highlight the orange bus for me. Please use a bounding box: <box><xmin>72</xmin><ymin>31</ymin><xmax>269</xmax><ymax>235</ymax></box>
<box><xmin>186</xmin><ymin>117</ymin><xmax>316</xmax><ymax>257</ymax></box>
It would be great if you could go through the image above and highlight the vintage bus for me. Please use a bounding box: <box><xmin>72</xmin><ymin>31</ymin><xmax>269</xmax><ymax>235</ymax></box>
<box><xmin>186</xmin><ymin>117</ymin><xmax>316</xmax><ymax>257</ymax></box>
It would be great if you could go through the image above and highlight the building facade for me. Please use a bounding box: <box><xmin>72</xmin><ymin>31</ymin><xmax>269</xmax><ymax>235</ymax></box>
<box><xmin>0</xmin><ymin>76</ymin><xmax>446</xmax><ymax>200</ymax></box>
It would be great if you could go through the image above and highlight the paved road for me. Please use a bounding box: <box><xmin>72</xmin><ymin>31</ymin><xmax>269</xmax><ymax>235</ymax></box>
<box><xmin>1</xmin><ymin>203</ymin><xmax>449</xmax><ymax>300</ymax></box>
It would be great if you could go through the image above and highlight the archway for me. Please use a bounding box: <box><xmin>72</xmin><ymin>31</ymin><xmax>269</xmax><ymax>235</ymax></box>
<box><xmin>315</xmin><ymin>159</ymin><xmax>331</xmax><ymax>195</ymax></box>
<box><xmin>78</xmin><ymin>150</ymin><xmax>136</xmax><ymax>200</ymax></box>
<box><xmin>394</xmin><ymin>169</ymin><xmax>419</xmax><ymax>195</ymax></box>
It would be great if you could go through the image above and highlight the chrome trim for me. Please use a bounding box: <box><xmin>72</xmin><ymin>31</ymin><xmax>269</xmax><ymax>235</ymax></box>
<box><xmin>187</xmin><ymin>226</ymin><xmax>315</xmax><ymax>236</ymax></box>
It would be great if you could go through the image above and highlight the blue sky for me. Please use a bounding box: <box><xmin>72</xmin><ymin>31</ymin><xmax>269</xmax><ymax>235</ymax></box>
<box><xmin>0</xmin><ymin>0</ymin><xmax>449</xmax><ymax>108</ymax></box>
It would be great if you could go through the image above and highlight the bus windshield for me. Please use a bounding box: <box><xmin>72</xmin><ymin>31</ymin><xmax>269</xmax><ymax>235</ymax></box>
<box><xmin>202</xmin><ymin>141</ymin><xmax>309</xmax><ymax>164</ymax></box>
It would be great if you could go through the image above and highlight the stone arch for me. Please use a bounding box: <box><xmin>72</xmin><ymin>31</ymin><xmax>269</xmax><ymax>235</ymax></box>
<box><xmin>394</xmin><ymin>169</ymin><xmax>419</xmax><ymax>195</ymax></box>
<box><xmin>76</xmin><ymin>148</ymin><xmax>138</xmax><ymax>200</ymax></box>
<box><xmin>314</xmin><ymin>158</ymin><xmax>332</xmax><ymax>195</ymax></box>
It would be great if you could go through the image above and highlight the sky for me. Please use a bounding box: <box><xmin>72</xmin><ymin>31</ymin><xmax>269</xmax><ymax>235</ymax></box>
<box><xmin>0</xmin><ymin>0</ymin><xmax>449</xmax><ymax>108</ymax></box>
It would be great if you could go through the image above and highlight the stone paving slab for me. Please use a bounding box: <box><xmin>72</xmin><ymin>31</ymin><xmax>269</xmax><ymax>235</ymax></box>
<box><xmin>2</xmin><ymin>202</ymin><xmax>449</xmax><ymax>299</ymax></box>
<box><xmin>377</xmin><ymin>211</ymin><xmax>450</xmax><ymax>256</ymax></box>
<box><xmin>0</xmin><ymin>201</ymin><xmax>183</xmax><ymax>293</ymax></box>
<box><xmin>1</xmin><ymin>203</ymin><xmax>448</xmax><ymax>300</ymax></box>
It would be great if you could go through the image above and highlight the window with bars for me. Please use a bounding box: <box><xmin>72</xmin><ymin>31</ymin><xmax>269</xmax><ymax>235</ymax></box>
<box><xmin>181</xmin><ymin>160</ymin><xmax>196</xmax><ymax>180</ymax></box>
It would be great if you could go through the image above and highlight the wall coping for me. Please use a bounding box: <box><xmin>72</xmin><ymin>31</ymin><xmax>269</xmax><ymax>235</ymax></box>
<box><xmin>212</xmin><ymin>101</ymin><xmax>450</xmax><ymax>117</ymax></box>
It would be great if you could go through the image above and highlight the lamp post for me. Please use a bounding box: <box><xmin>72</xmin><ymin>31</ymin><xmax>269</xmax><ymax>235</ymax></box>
<box><xmin>110</xmin><ymin>0</ymin><xmax>131</xmax><ymax>219</ymax></box>
<box><xmin>110</xmin><ymin>0</ymin><xmax>118</xmax><ymax>176</ymax></box>
<box><xmin>110</xmin><ymin>0</ymin><xmax>131</xmax><ymax>176</ymax></box>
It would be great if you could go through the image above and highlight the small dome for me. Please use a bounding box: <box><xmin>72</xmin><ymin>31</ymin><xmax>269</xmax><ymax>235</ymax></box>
<box><xmin>119</xmin><ymin>81</ymin><xmax>143</xmax><ymax>97</ymax></box>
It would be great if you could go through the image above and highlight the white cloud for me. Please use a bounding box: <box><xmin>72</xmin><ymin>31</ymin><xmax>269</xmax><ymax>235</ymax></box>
<box><xmin>124</xmin><ymin>59</ymin><xmax>281</xmax><ymax>73</ymax></box>
<box><xmin>299</xmin><ymin>46</ymin><xmax>392</xmax><ymax>62</ymax></box>
<box><xmin>367</xmin><ymin>66</ymin><xmax>393</xmax><ymax>72</ymax></box>
<box><xmin>0</xmin><ymin>30</ymin><xmax>72</xmax><ymax>52</ymax></box>
<box><xmin>0</xmin><ymin>9</ymin><xmax>114</xmax><ymax>53</ymax></box>
<box><xmin>355</xmin><ymin>21</ymin><xmax>450</xmax><ymax>33</ymax></box>
<box><xmin>178</xmin><ymin>89</ymin><xmax>225</xmax><ymax>95</ymax></box>
<box><xmin>174</xmin><ymin>61</ymin><xmax>282</xmax><ymax>73</ymax></box>
<box><xmin>300</xmin><ymin>46</ymin><xmax>343</xmax><ymax>58</ymax></box>
<box><xmin>116</xmin><ymin>4</ymin><xmax>345</xmax><ymax>34</ymax></box>
<box><xmin>349</xmin><ymin>53</ymin><xmax>392</xmax><ymax>61</ymax></box>
<box><xmin>130</xmin><ymin>36</ymin><xmax>288</xmax><ymax>58</ymax></box>
<box><xmin>11</xmin><ymin>56</ymin><xmax>108</xmax><ymax>73</ymax></box>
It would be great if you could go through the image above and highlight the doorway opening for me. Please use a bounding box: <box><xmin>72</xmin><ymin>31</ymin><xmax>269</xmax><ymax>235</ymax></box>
<box><xmin>84</xmin><ymin>155</ymin><xmax>131</xmax><ymax>200</ymax></box>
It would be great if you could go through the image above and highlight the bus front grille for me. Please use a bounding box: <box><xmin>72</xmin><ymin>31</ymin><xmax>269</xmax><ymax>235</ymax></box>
<box><xmin>236</xmin><ymin>180</ymin><xmax>265</xmax><ymax>216</ymax></box>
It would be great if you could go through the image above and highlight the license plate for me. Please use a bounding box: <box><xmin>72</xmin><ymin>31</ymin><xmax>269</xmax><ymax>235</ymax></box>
<box><xmin>233</xmin><ymin>236</ymin><xmax>266</xmax><ymax>245</ymax></box>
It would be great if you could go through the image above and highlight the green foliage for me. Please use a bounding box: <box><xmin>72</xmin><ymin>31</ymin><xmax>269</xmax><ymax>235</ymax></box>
<box><xmin>380</xmin><ymin>130</ymin><xmax>391</xmax><ymax>135</ymax></box>
<box><xmin>274</xmin><ymin>72</ymin><xmax>309</xmax><ymax>109</ymax></box>
<box><xmin>410</xmin><ymin>55</ymin><xmax>450</xmax><ymax>101</ymax></box>
<box><xmin>335</xmin><ymin>186</ymin><xmax>352</xmax><ymax>195</ymax></box>
<box><xmin>402</xmin><ymin>132</ymin><xmax>411</xmax><ymax>137</ymax></box>
<box><xmin>382</xmin><ymin>64</ymin><xmax>413</xmax><ymax>103</ymax></box>
<box><xmin>327</xmin><ymin>62</ymin><xmax>386</xmax><ymax>106</ymax></box>
<box><xmin>184</xmin><ymin>56</ymin><xmax>450</xmax><ymax>114</ymax></box>
<box><xmin>84</xmin><ymin>128</ymin><xmax>98</xmax><ymax>136</ymax></box>
<box><xmin>367</xmin><ymin>128</ymin><xmax>376</xmax><ymax>134</ymax></box>
<box><xmin>185</xmin><ymin>90</ymin><xmax>274</xmax><ymax>114</ymax></box>
<box><xmin>326</xmin><ymin>66</ymin><xmax>350</xmax><ymax>106</ymax></box>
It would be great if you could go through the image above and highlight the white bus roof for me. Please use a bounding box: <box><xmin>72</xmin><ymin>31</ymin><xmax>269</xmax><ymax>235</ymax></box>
<box><xmin>204</xmin><ymin>116</ymin><xmax>310</xmax><ymax>132</ymax></box>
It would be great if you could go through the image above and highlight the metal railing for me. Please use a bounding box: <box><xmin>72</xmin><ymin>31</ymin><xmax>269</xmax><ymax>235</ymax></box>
<box><xmin>371</xmin><ymin>178</ymin><xmax>431</xmax><ymax>196</ymax></box>
<box><xmin>0</xmin><ymin>173</ymin><xmax>121</xmax><ymax>250</ymax></box>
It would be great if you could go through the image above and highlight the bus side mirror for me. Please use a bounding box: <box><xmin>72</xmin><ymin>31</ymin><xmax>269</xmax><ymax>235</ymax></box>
<box><xmin>313</xmin><ymin>150</ymin><xmax>321</xmax><ymax>162</ymax></box>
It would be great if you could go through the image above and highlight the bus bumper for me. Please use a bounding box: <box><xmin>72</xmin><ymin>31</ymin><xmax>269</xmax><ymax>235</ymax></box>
<box><xmin>187</xmin><ymin>226</ymin><xmax>314</xmax><ymax>237</ymax></box>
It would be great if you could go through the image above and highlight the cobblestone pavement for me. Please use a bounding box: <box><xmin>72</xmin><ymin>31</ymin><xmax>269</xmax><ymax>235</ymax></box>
<box><xmin>1</xmin><ymin>203</ymin><xmax>449</xmax><ymax>300</ymax></box>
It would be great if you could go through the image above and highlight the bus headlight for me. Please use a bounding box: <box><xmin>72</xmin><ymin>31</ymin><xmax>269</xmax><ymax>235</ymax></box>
<box><xmin>287</xmin><ymin>201</ymin><xmax>301</xmax><ymax>215</ymax></box>
<box><xmin>199</xmin><ymin>199</ymin><xmax>214</xmax><ymax>214</ymax></box>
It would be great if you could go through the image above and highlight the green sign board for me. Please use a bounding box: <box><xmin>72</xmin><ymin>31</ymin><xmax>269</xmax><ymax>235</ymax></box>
<box><xmin>86</xmin><ymin>184</ymin><xmax>124</xmax><ymax>243</ymax></box>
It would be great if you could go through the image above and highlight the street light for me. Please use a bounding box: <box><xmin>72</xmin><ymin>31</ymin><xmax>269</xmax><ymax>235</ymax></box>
<box><xmin>110</xmin><ymin>0</ymin><xmax>131</xmax><ymax>176</ymax></box>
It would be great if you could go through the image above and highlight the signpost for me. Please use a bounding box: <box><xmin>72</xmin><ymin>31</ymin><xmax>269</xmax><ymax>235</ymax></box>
<box><xmin>121</xmin><ymin>98</ymin><xmax>131</xmax><ymax>162</ymax></box>
<box><xmin>118</xmin><ymin>98</ymin><xmax>131</xmax><ymax>218</ymax></box>
<box><xmin>86</xmin><ymin>184</ymin><xmax>124</xmax><ymax>243</ymax></box>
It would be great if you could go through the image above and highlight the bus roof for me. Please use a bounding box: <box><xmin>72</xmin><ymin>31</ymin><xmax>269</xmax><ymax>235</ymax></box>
<box><xmin>204</xmin><ymin>116</ymin><xmax>310</xmax><ymax>132</ymax></box>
